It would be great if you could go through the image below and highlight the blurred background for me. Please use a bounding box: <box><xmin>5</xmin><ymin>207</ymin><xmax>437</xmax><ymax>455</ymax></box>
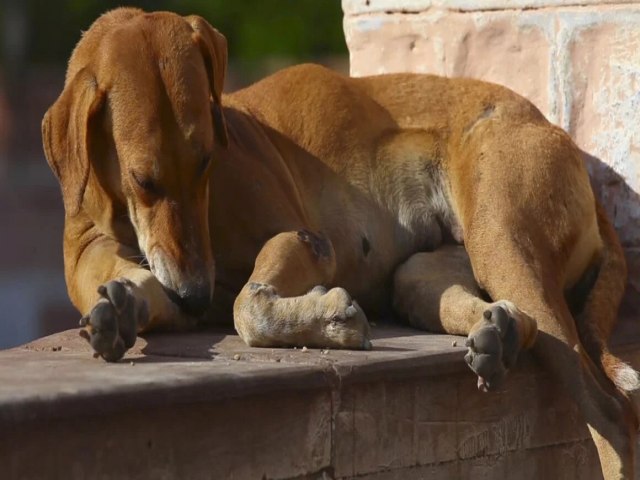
<box><xmin>0</xmin><ymin>0</ymin><xmax>348</xmax><ymax>349</ymax></box>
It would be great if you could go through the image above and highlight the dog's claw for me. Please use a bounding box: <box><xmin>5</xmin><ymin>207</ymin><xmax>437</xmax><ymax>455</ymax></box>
<box><xmin>477</xmin><ymin>376</ymin><xmax>489</xmax><ymax>392</ymax></box>
<box><xmin>321</xmin><ymin>289</ymin><xmax>371</xmax><ymax>350</ymax></box>
<box><xmin>79</xmin><ymin>279</ymin><xmax>148</xmax><ymax>362</ymax></box>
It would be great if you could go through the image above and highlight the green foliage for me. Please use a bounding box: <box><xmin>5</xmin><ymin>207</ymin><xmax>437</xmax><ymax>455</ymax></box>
<box><xmin>24</xmin><ymin>0</ymin><xmax>346</xmax><ymax>64</ymax></box>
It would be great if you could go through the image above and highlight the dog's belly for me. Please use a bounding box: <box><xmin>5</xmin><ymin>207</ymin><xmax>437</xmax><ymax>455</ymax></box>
<box><xmin>333</xmin><ymin>213</ymin><xmax>444</xmax><ymax>313</ymax></box>
<box><xmin>317</xmin><ymin>162</ymin><xmax>456</xmax><ymax>313</ymax></box>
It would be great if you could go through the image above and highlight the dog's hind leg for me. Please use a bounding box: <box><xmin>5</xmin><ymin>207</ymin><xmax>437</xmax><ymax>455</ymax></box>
<box><xmin>438</xmin><ymin>116</ymin><xmax>636</xmax><ymax>477</ymax></box>
<box><xmin>467</xmin><ymin>233</ymin><xmax>636</xmax><ymax>479</ymax></box>
<box><xmin>233</xmin><ymin>229</ymin><xmax>371</xmax><ymax>349</ymax></box>
<box><xmin>393</xmin><ymin>245</ymin><xmax>538</xmax><ymax>391</ymax></box>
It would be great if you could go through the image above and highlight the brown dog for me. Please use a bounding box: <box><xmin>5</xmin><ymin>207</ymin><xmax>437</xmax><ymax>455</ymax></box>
<box><xmin>43</xmin><ymin>8</ymin><xmax>636</xmax><ymax>478</ymax></box>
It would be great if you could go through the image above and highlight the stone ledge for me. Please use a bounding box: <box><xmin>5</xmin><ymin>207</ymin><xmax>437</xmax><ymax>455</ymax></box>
<box><xmin>342</xmin><ymin>0</ymin><xmax>639</xmax><ymax>16</ymax></box>
<box><xmin>1</xmin><ymin>316</ymin><xmax>639</xmax><ymax>479</ymax></box>
<box><xmin>0</xmin><ymin>325</ymin><xmax>468</xmax><ymax>426</ymax></box>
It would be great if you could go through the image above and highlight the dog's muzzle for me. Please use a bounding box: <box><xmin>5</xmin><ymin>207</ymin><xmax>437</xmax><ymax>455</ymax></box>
<box><xmin>148</xmin><ymin>248</ymin><xmax>213</xmax><ymax>317</ymax></box>
<box><xmin>175</xmin><ymin>280</ymin><xmax>212</xmax><ymax>316</ymax></box>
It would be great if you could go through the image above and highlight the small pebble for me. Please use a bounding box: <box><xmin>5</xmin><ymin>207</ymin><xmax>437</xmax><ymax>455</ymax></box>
<box><xmin>301</xmin><ymin>346</ymin><xmax>309</xmax><ymax>353</ymax></box>
<box><xmin>452</xmin><ymin>340</ymin><xmax>458</xmax><ymax>347</ymax></box>
<box><xmin>233</xmin><ymin>354</ymin><xmax>241</xmax><ymax>361</ymax></box>
<box><xmin>130</xmin><ymin>361</ymin><xmax>135</xmax><ymax>366</ymax></box>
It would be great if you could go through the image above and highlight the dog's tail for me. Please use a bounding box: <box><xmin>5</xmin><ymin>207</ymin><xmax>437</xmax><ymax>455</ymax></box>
<box><xmin>569</xmin><ymin>201</ymin><xmax>640</xmax><ymax>401</ymax></box>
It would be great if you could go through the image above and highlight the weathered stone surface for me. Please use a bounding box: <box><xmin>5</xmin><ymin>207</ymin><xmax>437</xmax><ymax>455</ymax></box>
<box><xmin>563</xmin><ymin>13</ymin><xmax>640</xmax><ymax>255</ymax></box>
<box><xmin>343</xmin><ymin>0</ymin><xmax>433</xmax><ymax>16</ymax></box>
<box><xmin>352</xmin><ymin>440</ymin><xmax>599</xmax><ymax>480</ymax></box>
<box><xmin>343</xmin><ymin>0</ymin><xmax>638</xmax><ymax>16</ymax></box>
<box><xmin>0</xmin><ymin>326</ymin><xmax>468</xmax><ymax>426</ymax></box>
<box><xmin>333</xmin><ymin>362</ymin><xmax>592</xmax><ymax>478</ymax></box>
<box><xmin>1</xmin><ymin>390</ymin><xmax>332</xmax><ymax>480</ymax></box>
<box><xmin>2</xmin><ymin>322</ymin><xmax>639</xmax><ymax>479</ymax></box>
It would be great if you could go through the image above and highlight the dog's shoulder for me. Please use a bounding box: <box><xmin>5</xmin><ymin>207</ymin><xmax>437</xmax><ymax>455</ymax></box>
<box><xmin>229</xmin><ymin>63</ymin><xmax>351</xmax><ymax>105</ymax></box>
<box><xmin>225</xmin><ymin>63</ymin><xmax>376</xmax><ymax>134</ymax></box>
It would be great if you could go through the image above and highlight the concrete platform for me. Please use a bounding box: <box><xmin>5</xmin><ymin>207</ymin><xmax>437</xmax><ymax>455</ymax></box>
<box><xmin>1</xmin><ymin>316</ymin><xmax>640</xmax><ymax>479</ymax></box>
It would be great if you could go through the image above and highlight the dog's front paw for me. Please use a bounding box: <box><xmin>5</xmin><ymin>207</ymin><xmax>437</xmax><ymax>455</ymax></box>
<box><xmin>79</xmin><ymin>279</ymin><xmax>149</xmax><ymax>362</ymax></box>
<box><xmin>464</xmin><ymin>301</ymin><xmax>534</xmax><ymax>392</ymax></box>
<box><xmin>320</xmin><ymin>287</ymin><xmax>372</xmax><ymax>350</ymax></box>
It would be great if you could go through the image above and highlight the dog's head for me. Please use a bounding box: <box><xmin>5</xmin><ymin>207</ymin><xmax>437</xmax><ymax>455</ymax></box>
<box><xmin>42</xmin><ymin>9</ymin><xmax>228</xmax><ymax>316</ymax></box>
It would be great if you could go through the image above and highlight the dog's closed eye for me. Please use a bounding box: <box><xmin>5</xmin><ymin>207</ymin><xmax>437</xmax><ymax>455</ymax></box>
<box><xmin>198</xmin><ymin>153</ymin><xmax>212</xmax><ymax>177</ymax></box>
<box><xmin>131</xmin><ymin>170</ymin><xmax>162</xmax><ymax>196</ymax></box>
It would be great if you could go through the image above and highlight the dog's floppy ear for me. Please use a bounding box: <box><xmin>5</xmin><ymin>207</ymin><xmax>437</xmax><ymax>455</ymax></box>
<box><xmin>42</xmin><ymin>68</ymin><xmax>105</xmax><ymax>216</ymax></box>
<box><xmin>185</xmin><ymin>15</ymin><xmax>229</xmax><ymax>147</ymax></box>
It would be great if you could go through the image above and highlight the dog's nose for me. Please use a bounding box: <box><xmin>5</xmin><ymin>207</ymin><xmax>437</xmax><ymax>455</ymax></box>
<box><xmin>177</xmin><ymin>282</ymin><xmax>211</xmax><ymax>316</ymax></box>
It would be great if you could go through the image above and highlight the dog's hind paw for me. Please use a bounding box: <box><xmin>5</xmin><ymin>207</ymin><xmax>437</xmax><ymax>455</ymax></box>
<box><xmin>79</xmin><ymin>279</ymin><xmax>149</xmax><ymax>362</ymax></box>
<box><xmin>464</xmin><ymin>301</ymin><xmax>536</xmax><ymax>392</ymax></box>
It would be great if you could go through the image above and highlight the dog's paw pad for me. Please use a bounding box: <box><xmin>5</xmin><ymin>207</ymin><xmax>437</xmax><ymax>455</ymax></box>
<box><xmin>79</xmin><ymin>279</ymin><xmax>148</xmax><ymax>362</ymax></box>
<box><xmin>464</xmin><ymin>304</ymin><xmax>521</xmax><ymax>392</ymax></box>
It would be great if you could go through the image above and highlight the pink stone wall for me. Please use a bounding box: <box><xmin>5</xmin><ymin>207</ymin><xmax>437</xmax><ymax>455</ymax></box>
<box><xmin>343</xmin><ymin>0</ymin><xmax>640</xmax><ymax>297</ymax></box>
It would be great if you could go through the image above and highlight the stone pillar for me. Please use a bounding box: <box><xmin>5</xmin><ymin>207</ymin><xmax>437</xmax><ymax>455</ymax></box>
<box><xmin>343</xmin><ymin>0</ymin><xmax>640</xmax><ymax>298</ymax></box>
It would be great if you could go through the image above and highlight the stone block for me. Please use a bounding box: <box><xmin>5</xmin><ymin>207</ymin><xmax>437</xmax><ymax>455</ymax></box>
<box><xmin>561</xmin><ymin>10</ymin><xmax>640</xmax><ymax>249</ymax></box>
<box><xmin>343</xmin><ymin>0</ymin><xmax>433</xmax><ymax>15</ymax></box>
<box><xmin>342</xmin><ymin>0</ymin><xmax>638</xmax><ymax>16</ymax></box>
<box><xmin>345</xmin><ymin>10</ymin><xmax>555</xmax><ymax>119</ymax></box>
<box><xmin>1</xmin><ymin>389</ymin><xmax>332</xmax><ymax>480</ymax></box>
<box><xmin>350</xmin><ymin>439</ymin><xmax>600</xmax><ymax>480</ymax></box>
<box><xmin>333</xmin><ymin>359</ymin><xmax>592</xmax><ymax>478</ymax></box>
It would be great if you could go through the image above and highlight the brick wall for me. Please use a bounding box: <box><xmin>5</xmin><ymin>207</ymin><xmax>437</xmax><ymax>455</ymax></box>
<box><xmin>343</xmin><ymin>0</ymin><xmax>640</xmax><ymax>299</ymax></box>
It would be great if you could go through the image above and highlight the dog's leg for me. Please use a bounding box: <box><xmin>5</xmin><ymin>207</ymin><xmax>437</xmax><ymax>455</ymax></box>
<box><xmin>467</xmin><ymin>235</ymin><xmax>635</xmax><ymax>479</ymax></box>
<box><xmin>233</xmin><ymin>229</ymin><xmax>371</xmax><ymax>349</ymax></box>
<box><xmin>439</xmin><ymin>120</ymin><xmax>638</xmax><ymax>477</ymax></box>
<box><xmin>393</xmin><ymin>245</ymin><xmax>538</xmax><ymax>390</ymax></box>
<box><xmin>65</xmin><ymin>218</ymin><xmax>187</xmax><ymax>361</ymax></box>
